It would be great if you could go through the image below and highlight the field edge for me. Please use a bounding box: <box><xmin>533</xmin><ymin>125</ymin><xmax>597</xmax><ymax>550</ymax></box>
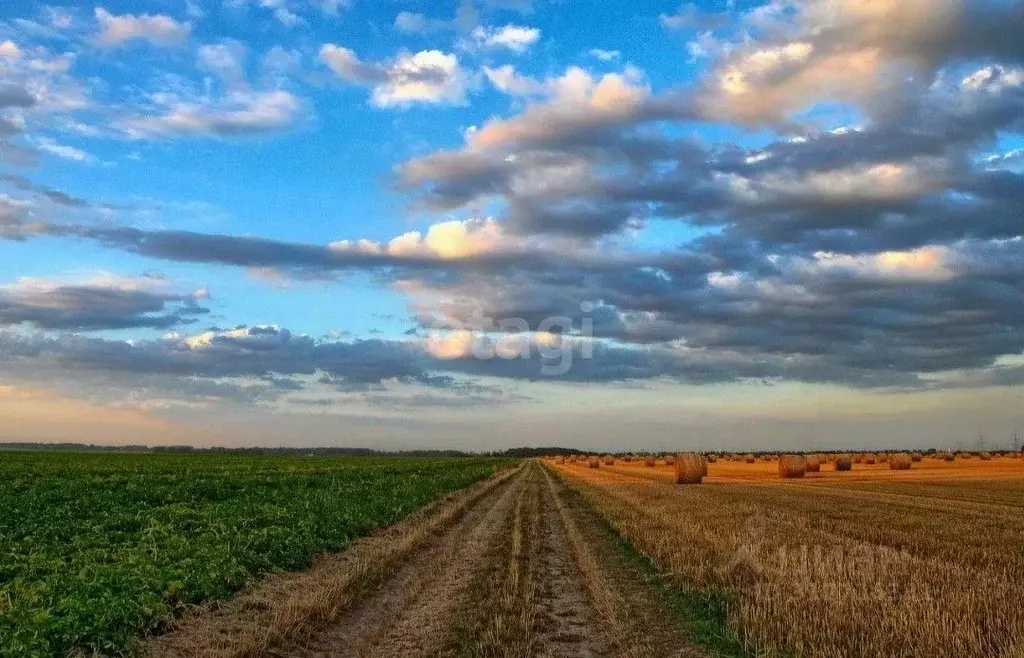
<box><xmin>544</xmin><ymin>464</ymin><xmax>752</xmax><ymax>658</ymax></box>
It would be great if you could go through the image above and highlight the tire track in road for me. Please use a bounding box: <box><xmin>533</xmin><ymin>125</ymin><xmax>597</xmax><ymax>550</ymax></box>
<box><xmin>531</xmin><ymin>465</ymin><xmax>607</xmax><ymax>657</ymax></box>
<box><xmin>272</xmin><ymin>464</ymin><xmax>529</xmax><ymax>658</ymax></box>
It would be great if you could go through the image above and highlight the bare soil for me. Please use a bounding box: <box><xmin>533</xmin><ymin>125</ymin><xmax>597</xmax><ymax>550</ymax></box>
<box><xmin>146</xmin><ymin>461</ymin><xmax>702</xmax><ymax>658</ymax></box>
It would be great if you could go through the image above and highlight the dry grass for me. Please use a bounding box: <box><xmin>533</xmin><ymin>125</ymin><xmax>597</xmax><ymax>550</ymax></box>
<box><xmin>552</xmin><ymin>457</ymin><xmax>1024</xmax><ymax>657</ymax></box>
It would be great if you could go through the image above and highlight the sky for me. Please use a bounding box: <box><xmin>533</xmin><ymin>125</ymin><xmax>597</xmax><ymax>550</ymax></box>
<box><xmin>1</xmin><ymin>0</ymin><xmax>1023</xmax><ymax>451</ymax></box>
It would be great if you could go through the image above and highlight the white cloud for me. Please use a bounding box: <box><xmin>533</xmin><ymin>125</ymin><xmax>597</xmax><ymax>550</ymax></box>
<box><xmin>0</xmin><ymin>44</ymin><xmax>88</xmax><ymax>114</ymax></box>
<box><xmin>722</xmin><ymin>159</ymin><xmax>948</xmax><ymax>207</ymax></box>
<box><xmin>226</xmin><ymin>0</ymin><xmax>300</xmax><ymax>26</ymax></box>
<box><xmin>482</xmin><ymin>65</ymin><xmax>544</xmax><ymax>96</ymax></box>
<box><xmin>226</xmin><ymin>0</ymin><xmax>349</xmax><ymax>26</ymax></box>
<box><xmin>183</xmin><ymin>325</ymin><xmax>292</xmax><ymax>351</ymax></box>
<box><xmin>393</xmin><ymin>12</ymin><xmax>440</xmax><ymax>34</ymax></box>
<box><xmin>469</xmin><ymin>67</ymin><xmax>650</xmax><ymax>149</ymax></box>
<box><xmin>197</xmin><ymin>42</ymin><xmax>249</xmax><ymax>88</ymax></box>
<box><xmin>321</xmin><ymin>45</ymin><xmax>467</xmax><ymax>107</ymax></box>
<box><xmin>467</xmin><ymin>25</ymin><xmax>540</xmax><ymax>54</ymax></box>
<box><xmin>659</xmin><ymin>3</ymin><xmax>700</xmax><ymax>30</ymax></box>
<box><xmin>119</xmin><ymin>90</ymin><xmax>301</xmax><ymax>139</ymax></box>
<box><xmin>374</xmin><ymin>51</ymin><xmax>465</xmax><ymax>107</ymax></box>
<box><xmin>3</xmin><ymin>272</ymin><xmax>174</xmax><ymax>299</ymax></box>
<box><xmin>94</xmin><ymin>8</ymin><xmax>191</xmax><ymax>47</ymax></box>
<box><xmin>33</xmin><ymin>137</ymin><xmax>93</xmax><ymax>163</ymax></box>
<box><xmin>261</xmin><ymin>46</ymin><xmax>302</xmax><ymax>83</ymax></box>
<box><xmin>425</xmin><ymin>329</ymin><xmax>477</xmax><ymax>360</ymax></box>
<box><xmin>315</xmin><ymin>0</ymin><xmax>350</xmax><ymax>16</ymax></box>
<box><xmin>319</xmin><ymin>45</ymin><xmax>382</xmax><ymax>83</ymax></box>
<box><xmin>807</xmin><ymin>247</ymin><xmax>955</xmax><ymax>282</ymax></box>
<box><xmin>0</xmin><ymin>41</ymin><xmax>22</xmax><ymax>59</ymax></box>
<box><xmin>482</xmin><ymin>65</ymin><xmax>651</xmax><ymax>107</ymax></box>
<box><xmin>185</xmin><ymin>0</ymin><xmax>206</xmax><ymax>20</ymax></box>
<box><xmin>44</xmin><ymin>6</ymin><xmax>74</xmax><ymax>31</ymax></box>
<box><xmin>960</xmin><ymin>65</ymin><xmax>1024</xmax><ymax>93</ymax></box>
<box><xmin>588</xmin><ymin>48</ymin><xmax>620</xmax><ymax>62</ymax></box>
<box><xmin>330</xmin><ymin>218</ymin><xmax>512</xmax><ymax>260</ymax></box>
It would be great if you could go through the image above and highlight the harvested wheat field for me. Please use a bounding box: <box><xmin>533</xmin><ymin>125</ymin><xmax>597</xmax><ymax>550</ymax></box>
<box><xmin>551</xmin><ymin>455</ymin><xmax>1024</xmax><ymax>657</ymax></box>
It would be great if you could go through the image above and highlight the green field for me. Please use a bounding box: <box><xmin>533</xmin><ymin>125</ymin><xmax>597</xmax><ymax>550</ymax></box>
<box><xmin>0</xmin><ymin>451</ymin><xmax>509</xmax><ymax>656</ymax></box>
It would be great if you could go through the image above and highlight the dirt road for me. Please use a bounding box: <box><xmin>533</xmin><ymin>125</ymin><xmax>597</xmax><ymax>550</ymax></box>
<box><xmin>148</xmin><ymin>461</ymin><xmax>701</xmax><ymax>658</ymax></box>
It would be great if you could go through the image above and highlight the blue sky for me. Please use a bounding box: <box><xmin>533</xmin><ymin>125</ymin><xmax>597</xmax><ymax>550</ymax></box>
<box><xmin>2</xmin><ymin>0</ymin><xmax>1024</xmax><ymax>449</ymax></box>
<box><xmin>0</xmin><ymin>0</ymin><xmax>718</xmax><ymax>338</ymax></box>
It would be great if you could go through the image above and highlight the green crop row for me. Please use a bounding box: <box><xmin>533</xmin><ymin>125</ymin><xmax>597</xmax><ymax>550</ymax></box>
<box><xmin>0</xmin><ymin>451</ymin><xmax>510</xmax><ymax>656</ymax></box>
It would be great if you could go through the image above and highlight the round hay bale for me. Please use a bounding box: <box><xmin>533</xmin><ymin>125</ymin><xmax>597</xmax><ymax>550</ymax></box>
<box><xmin>778</xmin><ymin>454</ymin><xmax>807</xmax><ymax>478</ymax></box>
<box><xmin>941</xmin><ymin>452</ymin><xmax>955</xmax><ymax>462</ymax></box>
<box><xmin>588</xmin><ymin>457</ymin><xmax>600</xmax><ymax>468</ymax></box>
<box><xmin>604</xmin><ymin>455</ymin><xmax>615</xmax><ymax>466</ymax></box>
<box><xmin>805</xmin><ymin>454</ymin><xmax>823</xmax><ymax>472</ymax></box>
<box><xmin>644</xmin><ymin>455</ymin><xmax>656</xmax><ymax>467</ymax></box>
<box><xmin>744</xmin><ymin>454</ymin><xmax>756</xmax><ymax>463</ymax></box>
<box><xmin>864</xmin><ymin>453</ymin><xmax>877</xmax><ymax>465</ymax></box>
<box><xmin>664</xmin><ymin>454</ymin><xmax>676</xmax><ymax>465</ymax></box>
<box><xmin>911</xmin><ymin>452</ymin><xmax>922</xmax><ymax>462</ymax></box>
<box><xmin>834</xmin><ymin>454</ymin><xmax>853</xmax><ymax>471</ymax></box>
<box><xmin>980</xmin><ymin>452</ymin><xmax>992</xmax><ymax>461</ymax></box>
<box><xmin>674</xmin><ymin>453</ymin><xmax>704</xmax><ymax>484</ymax></box>
<box><xmin>889</xmin><ymin>453</ymin><xmax>912</xmax><ymax>470</ymax></box>
<box><xmin>621</xmin><ymin>454</ymin><xmax>631</xmax><ymax>463</ymax></box>
<box><xmin>706</xmin><ymin>454</ymin><xmax>718</xmax><ymax>463</ymax></box>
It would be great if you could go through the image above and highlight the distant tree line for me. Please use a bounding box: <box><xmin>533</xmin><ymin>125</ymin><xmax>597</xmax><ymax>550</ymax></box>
<box><xmin>0</xmin><ymin>442</ymin><xmax>468</xmax><ymax>457</ymax></box>
<box><xmin>0</xmin><ymin>442</ymin><xmax>569</xmax><ymax>458</ymax></box>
